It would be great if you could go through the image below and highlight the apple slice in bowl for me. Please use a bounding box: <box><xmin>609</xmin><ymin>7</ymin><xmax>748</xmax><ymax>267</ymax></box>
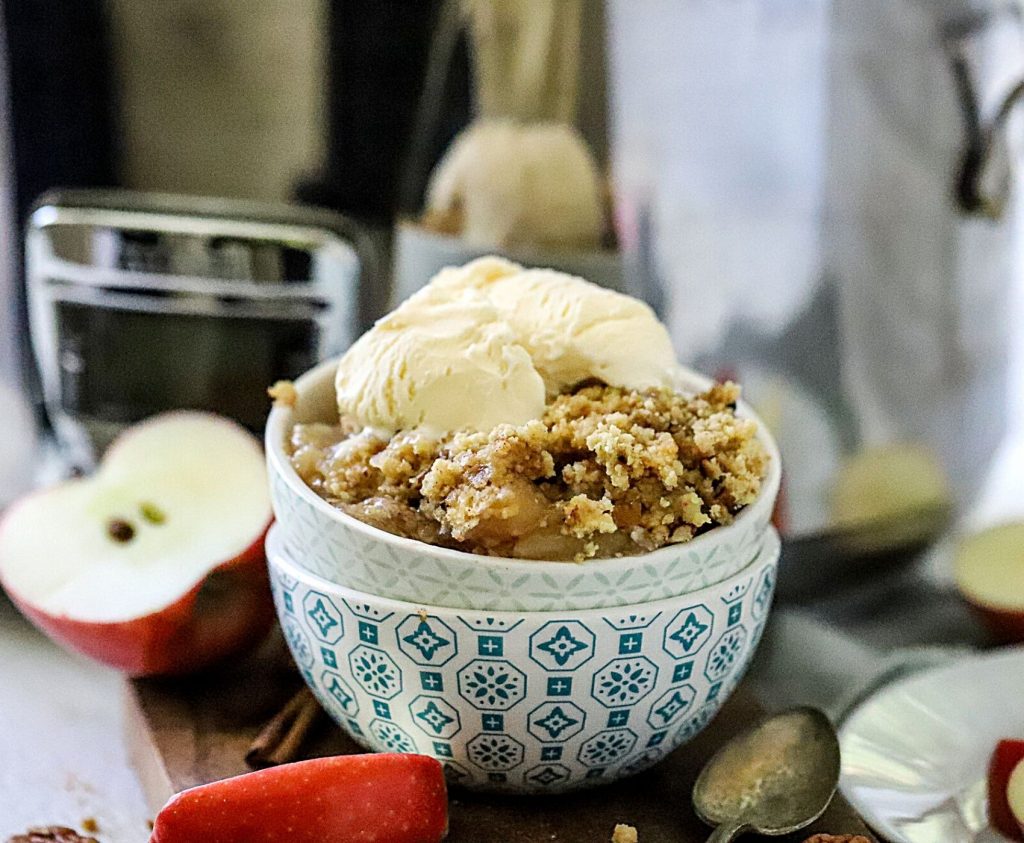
<box><xmin>0</xmin><ymin>412</ymin><xmax>274</xmax><ymax>676</ymax></box>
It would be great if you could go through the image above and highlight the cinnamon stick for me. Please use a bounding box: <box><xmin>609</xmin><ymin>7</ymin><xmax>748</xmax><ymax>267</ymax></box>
<box><xmin>246</xmin><ymin>687</ymin><xmax>324</xmax><ymax>768</ymax></box>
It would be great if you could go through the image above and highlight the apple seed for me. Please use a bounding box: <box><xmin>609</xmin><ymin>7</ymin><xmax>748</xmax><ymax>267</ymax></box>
<box><xmin>106</xmin><ymin>518</ymin><xmax>135</xmax><ymax>543</ymax></box>
<box><xmin>140</xmin><ymin>502</ymin><xmax>166</xmax><ymax>525</ymax></box>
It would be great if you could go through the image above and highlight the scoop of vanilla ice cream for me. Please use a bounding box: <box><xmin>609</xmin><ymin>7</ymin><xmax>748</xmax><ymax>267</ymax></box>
<box><xmin>336</xmin><ymin>257</ymin><xmax>678</xmax><ymax>432</ymax></box>
<box><xmin>334</xmin><ymin>293</ymin><xmax>545</xmax><ymax>435</ymax></box>
<box><xmin>425</xmin><ymin>258</ymin><xmax>678</xmax><ymax>396</ymax></box>
<box><xmin>425</xmin><ymin>120</ymin><xmax>604</xmax><ymax>251</ymax></box>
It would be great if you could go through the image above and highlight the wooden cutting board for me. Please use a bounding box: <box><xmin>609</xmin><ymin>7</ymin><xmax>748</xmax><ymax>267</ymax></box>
<box><xmin>124</xmin><ymin>635</ymin><xmax>876</xmax><ymax>842</ymax></box>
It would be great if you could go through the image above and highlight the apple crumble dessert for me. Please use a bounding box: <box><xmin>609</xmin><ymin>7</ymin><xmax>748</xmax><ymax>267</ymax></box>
<box><xmin>289</xmin><ymin>380</ymin><xmax>765</xmax><ymax>561</ymax></box>
<box><xmin>285</xmin><ymin>257</ymin><xmax>768</xmax><ymax>561</ymax></box>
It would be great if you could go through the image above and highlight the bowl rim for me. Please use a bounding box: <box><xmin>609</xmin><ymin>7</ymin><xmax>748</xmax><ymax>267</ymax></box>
<box><xmin>266</xmin><ymin>357</ymin><xmax>782</xmax><ymax>573</ymax></box>
<box><xmin>267</xmin><ymin>521</ymin><xmax>781</xmax><ymax>619</ymax></box>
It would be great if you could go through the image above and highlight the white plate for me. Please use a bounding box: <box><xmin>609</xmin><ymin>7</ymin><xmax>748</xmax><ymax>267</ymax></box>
<box><xmin>839</xmin><ymin>647</ymin><xmax>1024</xmax><ymax>842</ymax></box>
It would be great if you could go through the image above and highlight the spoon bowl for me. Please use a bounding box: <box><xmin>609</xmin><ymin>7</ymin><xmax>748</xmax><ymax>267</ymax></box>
<box><xmin>693</xmin><ymin>707</ymin><xmax>841</xmax><ymax>842</ymax></box>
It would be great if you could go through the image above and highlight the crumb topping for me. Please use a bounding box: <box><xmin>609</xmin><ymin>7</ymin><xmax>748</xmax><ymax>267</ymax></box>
<box><xmin>289</xmin><ymin>382</ymin><xmax>765</xmax><ymax>560</ymax></box>
<box><xmin>268</xmin><ymin>379</ymin><xmax>298</xmax><ymax>407</ymax></box>
<box><xmin>611</xmin><ymin>824</ymin><xmax>639</xmax><ymax>843</ymax></box>
<box><xmin>563</xmin><ymin>494</ymin><xmax>617</xmax><ymax>538</ymax></box>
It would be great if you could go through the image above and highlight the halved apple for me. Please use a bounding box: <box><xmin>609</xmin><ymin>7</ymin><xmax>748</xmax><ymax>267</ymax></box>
<box><xmin>1010</xmin><ymin>758</ymin><xmax>1024</xmax><ymax>840</ymax></box>
<box><xmin>989</xmin><ymin>739</ymin><xmax>1024</xmax><ymax>841</ymax></box>
<box><xmin>830</xmin><ymin>443</ymin><xmax>951</xmax><ymax>528</ymax></box>
<box><xmin>954</xmin><ymin>523</ymin><xmax>1024</xmax><ymax>643</ymax></box>
<box><xmin>0</xmin><ymin>412</ymin><xmax>274</xmax><ymax>676</ymax></box>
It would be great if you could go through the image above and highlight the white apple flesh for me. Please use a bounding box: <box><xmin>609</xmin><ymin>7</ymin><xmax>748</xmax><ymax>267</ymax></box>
<box><xmin>0</xmin><ymin>412</ymin><xmax>274</xmax><ymax>676</ymax></box>
<box><xmin>1010</xmin><ymin>759</ymin><xmax>1024</xmax><ymax>839</ymax></box>
<box><xmin>954</xmin><ymin>523</ymin><xmax>1024</xmax><ymax>644</ymax></box>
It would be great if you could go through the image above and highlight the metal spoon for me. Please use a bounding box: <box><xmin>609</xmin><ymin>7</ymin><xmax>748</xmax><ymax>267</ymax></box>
<box><xmin>693</xmin><ymin>707</ymin><xmax>841</xmax><ymax>842</ymax></box>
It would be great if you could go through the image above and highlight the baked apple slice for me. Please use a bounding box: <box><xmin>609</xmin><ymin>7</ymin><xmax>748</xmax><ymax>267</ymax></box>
<box><xmin>0</xmin><ymin>412</ymin><xmax>273</xmax><ymax>676</ymax></box>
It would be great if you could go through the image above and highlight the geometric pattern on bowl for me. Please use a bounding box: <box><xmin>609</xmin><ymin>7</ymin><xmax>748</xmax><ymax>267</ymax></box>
<box><xmin>265</xmin><ymin>358</ymin><xmax>782</xmax><ymax>613</ymax></box>
<box><xmin>269</xmin><ymin>524</ymin><xmax>781</xmax><ymax>793</ymax></box>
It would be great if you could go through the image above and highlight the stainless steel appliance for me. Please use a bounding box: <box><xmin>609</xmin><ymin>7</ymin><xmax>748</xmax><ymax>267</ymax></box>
<box><xmin>27</xmin><ymin>190</ymin><xmax>376</xmax><ymax>470</ymax></box>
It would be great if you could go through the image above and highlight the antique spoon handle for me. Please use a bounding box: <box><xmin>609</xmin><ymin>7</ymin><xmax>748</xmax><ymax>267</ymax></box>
<box><xmin>705</xmin><ymin>821</ymin><xmax>749</xmax><ymax>843</ymax></box>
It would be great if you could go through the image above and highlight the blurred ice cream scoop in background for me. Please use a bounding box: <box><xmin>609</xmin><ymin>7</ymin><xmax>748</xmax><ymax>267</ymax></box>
<box><xmin>394</xmin><ymin>0</ymin><xmax>620</xmax><ymax>300</ymax></box>
<box><xmin>423</xmin><ymin>0</ymin><xmax>605</xmax><ymax>253</ymax></box>
<box><xmin>423</xmin><ymin>119</ymin><xmax>605</xmax><ymax>251</ymax></box>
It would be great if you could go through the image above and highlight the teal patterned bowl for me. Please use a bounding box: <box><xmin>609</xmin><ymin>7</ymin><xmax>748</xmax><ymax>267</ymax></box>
<box><xmin>266</xmin><ymin>358</ymin><xmax>781</xmax><ymax>612</ymax></box>
<box><xmin>267</xmin><ymin>524</ymin><xmax>780</xmax><ymax>794</ymax></box>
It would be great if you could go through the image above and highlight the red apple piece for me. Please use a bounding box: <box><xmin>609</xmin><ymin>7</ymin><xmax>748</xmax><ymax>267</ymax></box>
<box><xmin>1010</xmin><ymin>759</ymin><xmax>1024</xmax><ymax>840</ymax></box>
<box><xmin>954</xmin><ymin>523</ymin><xmax>1024</xmax><ymax>643</ymax></box>
<box><xmin>150</xmin><ymin>753</ymin><xmax>448</xmax><ymax>843</ymax></box>
<box><xmin>989</xmin><ymin>740</ymin><xmax>1024</xmax><ymax>840</ymax></box>
<box><xmin>0</xmin><ymin>411</ymin><xmax>273</xmax><ymax>676</ymax></box>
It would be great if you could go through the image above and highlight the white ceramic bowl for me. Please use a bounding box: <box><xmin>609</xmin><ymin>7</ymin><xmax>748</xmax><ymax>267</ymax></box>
<box><xmin>266</xmin><ymin>358</ymin><xmax>781</xmax><ymax>612</ymax></box>
<box><xmin>267</xmin><ymin>523</ymin><xmax>780</xmax><ymax>793</ymax></box>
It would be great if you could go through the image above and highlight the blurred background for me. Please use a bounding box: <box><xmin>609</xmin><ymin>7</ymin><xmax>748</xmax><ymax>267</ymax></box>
<box><xmin>0</xmin><ymin>0</ymin><xmax>1023</xmax><ymax>618</ymax></box>
<box><xmin>0</xmin><ymin>2</ymin><xmax>1023</xmax><ymax>837</ymax></box>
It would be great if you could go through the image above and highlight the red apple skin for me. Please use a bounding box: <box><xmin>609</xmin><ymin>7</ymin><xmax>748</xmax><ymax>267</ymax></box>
<box><xmin>2</xmin><ymin>524</ymin><xmax>274</xmax><ymax>677</ymax></box>
<box><xmin>964</xmin><ymin>601</ymin><xmax>1024</xmax><ymax>645</ymax></box>
<box><xmin>150</xmin><ymin>753</ymin><xmax>448</xmax><ymax>843</ymax></box>
<box><xmin>989</xmin><ymin>740</ymin><xmax>1024</xmax><ymax>841</ymax></box>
